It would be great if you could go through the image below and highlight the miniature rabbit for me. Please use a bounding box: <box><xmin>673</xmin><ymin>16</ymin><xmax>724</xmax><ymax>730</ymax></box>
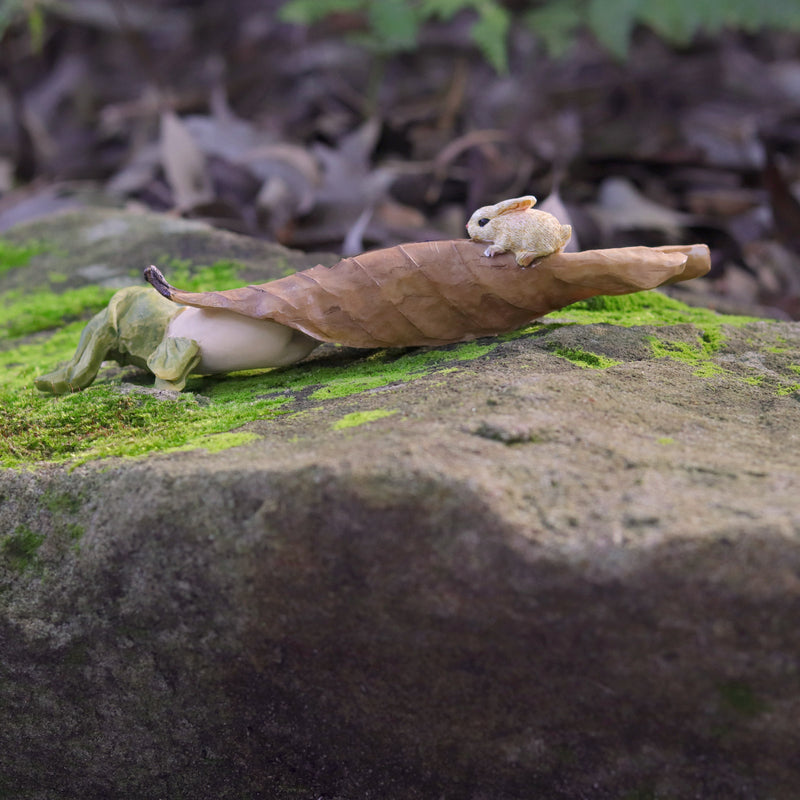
<box><xmin>466</xmin><ymin>195</ymin><xmax>572</xmax><ymax>267</ymax></box>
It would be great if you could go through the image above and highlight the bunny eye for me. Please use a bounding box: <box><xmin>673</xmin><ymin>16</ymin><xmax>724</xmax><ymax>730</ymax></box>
<box><xmin>478</xmin><ymin>218</ymin><xmax>490</xmax><ymax>227</ymax></box>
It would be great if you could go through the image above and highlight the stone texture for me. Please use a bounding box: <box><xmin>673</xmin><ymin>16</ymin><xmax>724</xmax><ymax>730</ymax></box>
<box><xmin>0</xmin><ymin>206</ymin><xmax>333</xmax><ymax>292</ymax></box>
<box><xmin>2</xmin><ymin>210</ymin><xmax>800</xmax><ymax>799</ymax></box>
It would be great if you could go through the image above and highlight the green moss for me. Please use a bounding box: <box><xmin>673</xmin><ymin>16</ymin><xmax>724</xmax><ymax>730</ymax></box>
<box><xmin>551</xmin><ymin>346</ymin><xmax>620</xmax><ymax>369</ymax></box>
<box><xmin>549</xmin><ymin>290</ymin><xmax>759</xmax><ymax>328</ymax></box>
<box><xmin>0</xmin><ymin>238</ymin><xmax>47</xmax><ymax>274</ymax></box>
<box><xmin>0</xmin><ymin>321</ymin><xmax>88</xmax><ymax>387</ymax></box>
<box><xmin>648</xmin><ymin>326</ymin><xmax>727</xmax><ymax>377</ymax></box>
<box><xmin>0</xmin><ymin>256</ymin><xmax>286</xmax><ymax>466</ymax></box>
<box><xmin>0</xmin><ymin>384</ymin><xmax>293</xmax><ymax>467</ymax></box>
<box><xmin>311</xmin><ymin>342</ymin><xmax>495</xmax><ymax>400</ymax></box>
<box><xmin>189</xmin><ymin>341</ymin><xmax>491</xmax><ymax>406</ymax></box>
<box><xmin>691</xmin><ymin>362</ymin><xmax>726</xmax><ymax>377</ymax></box>
<box><xmin>649</xmin><ymin>337</ymin><xmax>698</xmax><ymax>363</ymax></box>
<box><xmin>168</xmin><ymin>431</ymin><xmax>262</xmax><ymax>454</ymax></box>
<box><xmin>150</xmin><ymin>258</ymin><xmax>245</xmax><ymax>292</ymax></box>
<box><xmin>0</xmin><ymin>259</ymin><xmax>247</xmax><ymax>340</ymax></box>
<box><xmin>776</xmin><ymin>382</ymin><xmax>800</xmax><ymax>396</ymax></box>
<box><xmin>66</xmin><ymin>523</ymin><xmax>85</xmax><ymax>541</ymax></box>
<box><xmin>1</xmin><ymin>331</ymin><xmax>499</xmax><ymax>466</ymax></box>
<box><xmin>42</xmin><ymin>489</ymin><xmax>84</xmax><ymax>515</ymax></box>
<box><xmin>529</xmin><ymin>291</ymin><xmax>769</xmax><ymax>382</ymax></box>
<box><xmin>332</xmin><ymin>409</ymin><xmax>398</xmax><ymax>430</ymax></box>
<box><xmin>1</xmin><ymin>285</ymin><xmax>116</xmax><ymax>338</ymax></box>
<box><xmin>0</xmin><ymin>525</ymin><xmax>45</xmax><ymax>571</ymax></box>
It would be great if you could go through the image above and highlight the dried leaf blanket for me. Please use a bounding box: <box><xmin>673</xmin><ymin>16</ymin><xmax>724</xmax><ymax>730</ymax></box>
<box><xmin>145</xmin><ymin>240</ymin><xmax>710</xmax><ymax>349</ymax></box>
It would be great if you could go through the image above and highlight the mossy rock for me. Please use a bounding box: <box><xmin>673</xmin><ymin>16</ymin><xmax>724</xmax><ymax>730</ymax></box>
<box><xmin>2</xmin><ymin>209</ymin><xmax>800</xmax><ymax>798</ymax></box>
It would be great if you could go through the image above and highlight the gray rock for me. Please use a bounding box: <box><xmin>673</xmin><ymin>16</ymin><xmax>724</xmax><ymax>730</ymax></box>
<box><xmin>2</xmin><ymin>210</ymin><xmax>800</xmax><ymax>799</ymax></box>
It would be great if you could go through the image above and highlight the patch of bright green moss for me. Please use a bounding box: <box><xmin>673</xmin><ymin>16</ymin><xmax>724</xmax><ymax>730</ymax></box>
<box><xmin>0</xmin><ymin>255</ymin><xmax>289</xmax><ymax>467</ymax></box>
<box><xmin>1</xmin><ymin>336</ymin><xmax>486</xmax><ymax>467</ymax></box>
<box><xmin>1</xmin><ymin>285</ymin><xmax>116</xmax><ymax>338</ymax></box>
<box><xmin>524</xmin><ymin>291</ymin><xmax>763</xmax><ymax>381</ymax></box>
<box><xmin>0</xmin><ymin>238</ymin><xmax>47</xmax><ymax>275</ymax></box>
<box><xmin>648</xmin><ymin>327</ymin><xmax>727</xmax><ymax>377</ymax></box>
<box><xmin>168</xmin><ymin>431</ymin><xmax>262</xmax><ymax>454</ymax></box>
<box><xmin>310</xmin><ymin>342</ymin><xmax>495</xmax><ymax>400</ymax></box>
<box><xmin>551</xmin><ymin>346</ymin><xmax>621</xmax><ymax>369</ymax></box>
<box><xmin>549</xmin><ymin>290</ymin><xmax>759</xmax><ymax>328</ymax></box>
<box><xmin>692</xmin><ymin>361</ymin><xmax>726</xmax><ymax>377</ymax></box>
<box><xmin>149</xmin><ymin>258</ymin><xmax>245</xmax><ymax>292</ymax></box>
<box><xmin>191</xmin><ymin>341</ymin><xmax>494</xmax><ymax>405</ymax></box>
<box><xmin>333</xmin><ymin>409</ymin><xmax>398</xmax><ymax>430</ymax></box>
<box><xmin>0</xmin><ymin>525</ymin><xmax>45</xmax><ymax>571</ymax></box>
<box><xmin>0</xmin><ymin>259</ymin><xmax>247</xmax><ymax>340</ymax></box>
<box><xmin>1</xmin><ymin>332</ymin><xmax>496</xmax><ymax>467</ymax></box>
<box><xmin>776</xmin><ymin>382</ymin><xmax>800</xmax><ymax>396</ymax></box>
<box><xmin>0</xmin><ymin>321</ymin><xmax>87</xmax><ymax>383</ymax></box>
<box><xmin>0</xmin><ymin>383</ymin><xmax>293</xmax><ymax>467</ymax></box>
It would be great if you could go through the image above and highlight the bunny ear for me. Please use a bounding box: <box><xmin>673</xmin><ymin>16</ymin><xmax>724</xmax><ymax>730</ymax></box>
<box><xmin>494</xmin><ymin>195</ymin><xmax>537</xmax><ymax>215</ymax></box>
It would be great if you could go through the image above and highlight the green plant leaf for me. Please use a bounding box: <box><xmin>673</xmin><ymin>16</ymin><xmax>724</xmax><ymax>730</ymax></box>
<box><xmin>27</xmin><ymin>4</ymin><xmax>44</xmax><ymax>51</ymax></box>
<box><xmin>419</xmin><ymin>0</ymin><xmax>470</xmax><ymax>19</ymax></box>
<box><xmin>734</xmin><ymin>0</ymin><xmax>800</xmax><ymax>30</ymax></box>
<box><xmin>525</xmin><ymin>1</ymin><xmax>582</xmax><ymax>57</ymax></box>
<box><xmin>471</xmin><ymin>1</ymin><xmax>511</xmax><ymax>73</ymax></box>
<box><xmin>587</xmin><ymin>0</ymin><xmax>643</xmax><ymax>59</ymax></box>
<box><xmin>278</xmin><ymin>0</ymin><xmax>364</xmax><ymax>26</ymax></box>
<box><xmin>637</xmin><ymin>0</ymin><xmax>703</xmax><ymax>45</ymax></box>
<box><xmin>279</xmin><ymin>0</ymin><xmax>800</xmax><ymax>68</ymax></box>
<box><xmin>368</xmin><ymin>0</ymin><xmax>420</xmax><ymax>51</ymax></box>
<box><xmin>0</xmin><ymin>0</ymin><xmax>24</xmax><ymax>30</ymax></box>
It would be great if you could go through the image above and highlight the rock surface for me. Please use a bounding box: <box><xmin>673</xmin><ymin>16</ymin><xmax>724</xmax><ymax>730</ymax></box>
<box><xmin>2</xmin><ymin>210</ymin><xmax>800</xmax><ymax>799</ymax></box>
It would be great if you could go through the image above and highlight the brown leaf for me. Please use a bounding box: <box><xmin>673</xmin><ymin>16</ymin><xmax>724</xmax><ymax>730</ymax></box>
<box><xmin>159</xmin><ymin>111</ymin><xmax>214</xmax><ymax>211</ymax></box>
<box><xmin>591</xmin><ymin>178</ymin><xmax>696</xmax><ymax>240</ymax></box>
<box><xmin>145</xmin><ymin>241</ymin><xmax>709</xmax><ymax>349</ymax></box>
<box><xmin>537</xmin><ymin>190</ymin><xmax>579</xmax><ymax>252</ymax></box>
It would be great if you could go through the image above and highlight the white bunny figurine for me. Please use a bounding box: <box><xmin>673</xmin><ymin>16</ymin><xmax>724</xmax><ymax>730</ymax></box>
<box><xmin>466</xmin><ymin>195</ymin><xmax>572</xmax><ymax>267</ymax></box>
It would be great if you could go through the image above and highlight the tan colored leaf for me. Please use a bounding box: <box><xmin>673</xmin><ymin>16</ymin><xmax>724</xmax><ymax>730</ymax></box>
<box><xmin>145</xmin><ymin>241</ymin><xmax>709</xmax><ymax>349</ymax></box>
<box><xmin>159</xmin><ymin>110</ymin><xmax>214</xmax><ymax>210</ymax></box>
<box><xmin>592</xmin><ymin>177</ymin><xmax>696</xmax><ymax>238</ymax></box>
<box><xmin>537</xmin><ymin>190</ymin><xmax>580</xmax><ymax>252</ymax></box>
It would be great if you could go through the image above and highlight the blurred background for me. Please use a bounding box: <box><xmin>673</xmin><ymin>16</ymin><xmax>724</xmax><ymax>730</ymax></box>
<box><xmin>2</xmin><ymin>0</ymin><xmax>800</xmax><ymax>317</ymax></box>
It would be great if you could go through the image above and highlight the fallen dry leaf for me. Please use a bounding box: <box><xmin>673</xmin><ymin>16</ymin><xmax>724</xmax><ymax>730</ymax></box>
<box><xmin>145</xmin><ymin>240</ymin><xmax>709</xmax><ymax>349</ymax></box>
<box><xmin>591</xmin><ymin>177</ymin><xmax>696</xmax><ymax>240</ymax></box>
<box><xmin>159</xmin><ymin>110</ymin><xmax>214</xmax><ymax>211</ymax></box>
